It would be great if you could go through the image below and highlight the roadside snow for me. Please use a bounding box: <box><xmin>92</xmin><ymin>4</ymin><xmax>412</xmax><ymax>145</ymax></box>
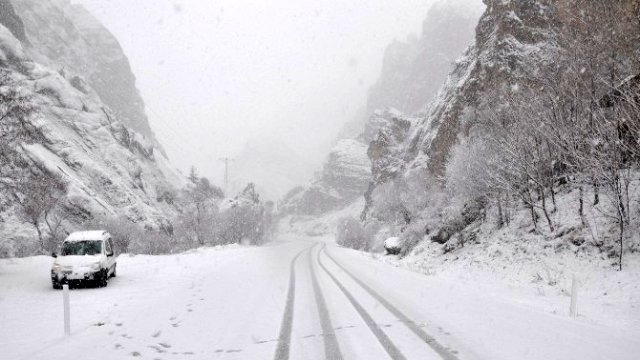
<box><xmin>282</xmin><ymin>197</ymin><xmax>640</xmax><ymax>343</ymax></box>
<box><xmin>0</xmin><ymin>244</ymin><xmax>256</xmax><ymax>360</ymax></box>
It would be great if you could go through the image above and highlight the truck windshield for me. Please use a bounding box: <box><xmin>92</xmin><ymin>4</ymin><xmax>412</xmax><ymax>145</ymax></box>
<box><xmin>62</xmin><ymin>241</ymin><xmax>102</xmax><ymax>256</ymax></box>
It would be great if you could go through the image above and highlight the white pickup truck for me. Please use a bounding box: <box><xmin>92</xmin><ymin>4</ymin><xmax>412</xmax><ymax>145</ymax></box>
<box><xmin>51</xmin><ymin>231</ymin><xmax>117</xmax><ymax>289</ymax></box>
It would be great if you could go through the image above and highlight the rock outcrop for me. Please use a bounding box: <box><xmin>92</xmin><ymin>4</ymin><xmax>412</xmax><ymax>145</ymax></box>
<box><xmin>282</xmin><ymin>0</ymin><xmax>484</xmax><ymax>216</ymax></box>
<box><xmin>366</xmin><ymin>0</ymin><xmax>484</xmax><ymax>117</ymax></box>
<box><xmin>363</xmin><ymin>0</ymin><xmax>640</xmax><ymax>221</ymax></box>
<box><xmin>0</xmin><ymin>0</ymin><xmax>26</xmax><ymax>42</ymax></box>
<box><xmin>281</xmin><ymin>139</ymin><xmax>370</xmax><ymax>215</ymax></box>
<box><xmin>11</xmin><ymin>0</ymin><xmax>158</xmax><ymax>143</ymax></box>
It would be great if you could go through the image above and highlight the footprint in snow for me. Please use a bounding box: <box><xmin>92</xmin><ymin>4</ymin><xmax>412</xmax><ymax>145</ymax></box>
<box><xmin>254</xmin><ymin>339</ymin><xmax>277</xmax><ymax>344</ymax></box>
<box><xmin>158</xmin><ymin>342</ymin><xmax>171</xmax><ymax>349</ymax></box>
<box><xmin>130</xmin><ymin>351</ymin><xmax>141</xmax><ymax>357</ymax></box>
<box><xmin>151</xmin><ymin>330</ymin><xmax>162</xmax><ymax>338</ymax></box>
<box><xmin>115</xmin><ymin>344</ymin><xmax>123</xmax><ymax>350</ymax></box>
<box><xmin>148</xmin><ymin>345</ymin><xmax>165</xmax><ymax>354</ymax></box>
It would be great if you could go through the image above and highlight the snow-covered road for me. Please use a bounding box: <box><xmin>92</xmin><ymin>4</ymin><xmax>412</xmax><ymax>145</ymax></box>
<box><xmin>1</xmin><ymin>237</ymin><xmax>638</xmax><ymax>360</ymax></box>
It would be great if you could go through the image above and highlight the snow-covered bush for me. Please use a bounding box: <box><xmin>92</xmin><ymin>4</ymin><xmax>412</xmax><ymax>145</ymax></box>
<box><xmin>129</xmin><ymin>231</ymin><xmax>179</xmax><ymax>255</ymax></box>
<box><xmin>216</xmin><ymin>183</ymin><xmax>273</xmax><ymax>246</ymax></box>
<box><xmin>336</xmin><ymin>216</ymin><xmax>368</xmax><ymax>250</ymax></box>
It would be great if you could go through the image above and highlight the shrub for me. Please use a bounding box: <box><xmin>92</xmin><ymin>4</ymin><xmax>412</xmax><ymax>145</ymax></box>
<box><xmin>336</xmin><ymin>216</ymin><xmax>368</xmax><ymax>250</ymax></box>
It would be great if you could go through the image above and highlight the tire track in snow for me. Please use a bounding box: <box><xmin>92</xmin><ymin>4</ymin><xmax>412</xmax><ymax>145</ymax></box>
<box><xmin>317</xmin><ymin>244</ymin><xmax>406</xmax><ymax>360</ymax></box>
<box><xmin>308</xmin><ymin>244</ymin><xmax>343</xmax><ymax>360</ymax></box>
<box><xmin>273</xmin><ymin>245</ymin><xmax>312</xmax><ymax>360</ymax></box>
<box><xmin>322</xmin><ymin>245</ymin><xmax>460</xmax><ymax>360</ymax></box>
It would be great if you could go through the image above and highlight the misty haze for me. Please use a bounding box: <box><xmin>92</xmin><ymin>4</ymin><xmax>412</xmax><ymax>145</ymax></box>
<box><xmin>1</xmin><ymin>0</ymin><xmax>639</xmax><ymax>359</ymax></box>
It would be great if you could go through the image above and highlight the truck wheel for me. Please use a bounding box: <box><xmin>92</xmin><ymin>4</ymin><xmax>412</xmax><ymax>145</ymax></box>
<box><xmin>52</xmin><ymin>280</ymin><xmax>62</xmax><ymax>290</ymax></box>
<box><xmin>111</xmin><ymin>265</ymin><xmax>117</xmax><ymax>278</ymax></box>
<box><xmin>97</xmin><ymin>271</ymin><xmax>108</xmax><ymax>288</ymax></box>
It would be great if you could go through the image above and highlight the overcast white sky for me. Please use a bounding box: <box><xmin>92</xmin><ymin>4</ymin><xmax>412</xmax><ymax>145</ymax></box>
<box><xmin>73</xmin><ymin>0</ymin><xmax>435</xmax><ymax>192</ymax></box>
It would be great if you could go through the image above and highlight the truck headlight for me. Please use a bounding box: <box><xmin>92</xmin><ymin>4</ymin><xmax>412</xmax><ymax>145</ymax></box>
<box><xmin>91</xmin><ymin>263</ymin><xmax>101</xmax><ymax>271</ymax></box>
<box><xmin>52</xmin><ymin>264</ymin><xmax>61</xmax><ymax>272</ymax></box>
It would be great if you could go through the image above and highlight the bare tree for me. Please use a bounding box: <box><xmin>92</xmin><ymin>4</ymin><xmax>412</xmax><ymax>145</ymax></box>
<box><xmin>180</xmin><ymin>167</ymin><xmax>224</xmax><ymax>245</ymax></box>
<box><xmin>12</xmin><ymin>170</ymin><xmax>68</xmax><ymax>253</ymax></box>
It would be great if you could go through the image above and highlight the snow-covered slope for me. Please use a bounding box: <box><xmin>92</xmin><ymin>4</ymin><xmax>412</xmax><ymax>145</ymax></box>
<box><xmin>11</xmin><ymin>0</ymin><xmax>159</xmax><ymax>143</ymax></box>
<box><xmin>354</xmin><ymin>0</ymin><xmax>640</xmax><ymax>289</ymax></box>
<box><xmin>363</xmin><ymin>0</ymin><xmax>640</xmax><ymax>218</ymax></box>
<box><xmin>0</xmin><ymin>0</ymin><xmax>183</xmax><ymax>256</ymax></box>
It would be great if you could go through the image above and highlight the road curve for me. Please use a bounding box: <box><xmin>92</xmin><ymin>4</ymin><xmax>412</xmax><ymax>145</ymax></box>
<box><xmin>308</xmin><ymin>244</ymin><xmax>343</xmax><ymax>359</ymax></box>
<box><xmin>322</xmin><ymin>244</ymin><xmax>460</xmax><ymax>360</ymax></box>
<box><xmin>317</xmin><ymin>243</ymin><xmax>407</xmax><ymax>359</ymax></box>
<box><xmin>7</xmin><ymin>239</ymin><xmax>637</xmax><ymax>360</ymax></box>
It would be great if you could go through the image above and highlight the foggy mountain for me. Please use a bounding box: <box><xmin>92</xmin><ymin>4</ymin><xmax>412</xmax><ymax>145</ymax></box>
<box><xmin>366</xmin><ymin>0</ymin><xmax>485</xmax><ymax>117</ymax></box>
<box><xmin>282</xmin><ymin>0</ymin><xmax>484</xmax><ymax>216</ymax></box>
<box><xmin>230</xmin><ymin>137</ymin><xmax>317</xmax><ymax>201</ymax></box>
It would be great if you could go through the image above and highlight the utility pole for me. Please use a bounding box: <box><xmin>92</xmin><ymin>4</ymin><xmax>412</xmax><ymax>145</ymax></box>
<box><xmin>219</xmin><ymin>157</ymin><xmax>233</xmax><ymax>195</ymax></box>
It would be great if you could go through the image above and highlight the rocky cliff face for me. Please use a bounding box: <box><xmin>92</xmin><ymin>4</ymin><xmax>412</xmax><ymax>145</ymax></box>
<box><xmin>281</xmin><ymin>139</ymin><xmax>371</xmax><ymax>215</ymax></box>
<box><xmin>0</xmin><ymin>0</ymin><xmax>26</xmax><ymax>42</ymax></box>
<box><xmin>363</xmin><ymin>0</ymin><xmax>640</xmax><ymax>221</ymax></box>
<box><xmin>282</xmin><ymin>1</ymin><xmax>484</xmax><ymax>216</ymax></box>
<box><xmin>366</xmin><ymin>0</ymin><xmax>483</xmax><ymax>117</ymax></box>
<box><xmin>0</xmin><ymin>0</ymin><xmax>182</xmax><ymax>254</ymax></box>
<box><xmin>11</xmin><ymin>0</ymin><xmax>158</xmax><ymax>144</ymax></box>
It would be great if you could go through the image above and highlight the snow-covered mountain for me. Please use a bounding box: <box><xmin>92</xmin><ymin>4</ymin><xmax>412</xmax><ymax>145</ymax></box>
<box><xmin>281</xmin><ymin>0</ymin><xmax>483</xmax><ymax>216</ymax></box>
<box><xmin>0</xmin><ymin>0</ymin><xmax>182</xmax><ymax>255</ymax></box>
<box><xmin>11</xmin><ymin>0</ymin><xmax>159</xmax><ymax>144</ymax></box>
<box><xmin>363</xmin><ymin>0</ymin><xmax>640</xmax><ymax>220</ymax></box>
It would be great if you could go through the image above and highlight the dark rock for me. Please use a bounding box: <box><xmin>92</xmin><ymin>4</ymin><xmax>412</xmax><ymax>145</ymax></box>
<box><xmin>0</xmin><ymin>0</ymin><xmax>27</xmax><ymax>42</ymax></box>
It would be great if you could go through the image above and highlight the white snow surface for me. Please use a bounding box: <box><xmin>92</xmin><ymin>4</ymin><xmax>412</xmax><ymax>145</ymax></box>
<box><xmin>383</xmin><ymin>236</ymin><xmax>401</xmax><ymax>249</ymax></box>
<box><xmin>65</xmin><ymin>231</ymin><xmax>110</xmax><ymax>242</ymax></box>
<box><xmin>1</xmin><ymin>230</ymin><xmax>639</xmax><ymax>359</ymax></box>
<box><xmin>281</xmin><ymin>199</ymin><xmax>640</xmax><ymax>359</ymax></box>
